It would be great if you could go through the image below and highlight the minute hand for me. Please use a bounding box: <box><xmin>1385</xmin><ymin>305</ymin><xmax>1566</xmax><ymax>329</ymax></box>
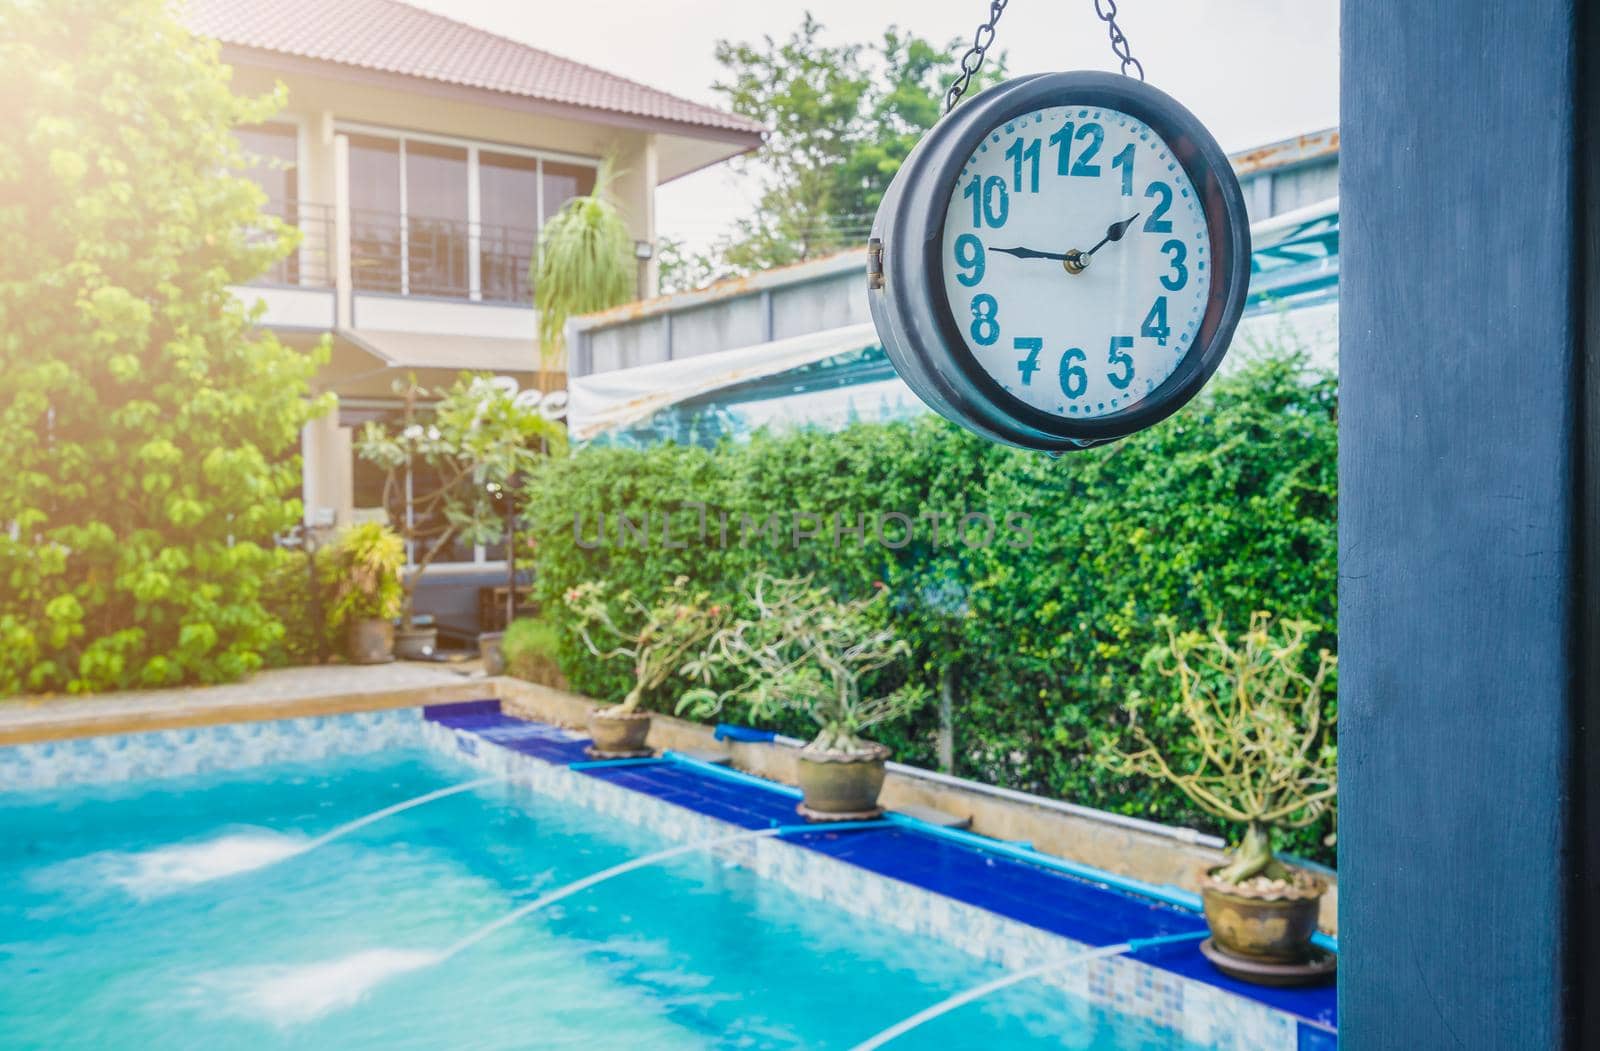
<box><xmin>989</xmin><ymin>246</ymin><xmax>1070</xmax><ymax>261</ymax></box>
<box><xmin>1084</xmin><ymin>213</ymin><xmax>1142</xmax><ymax>257</ymax></box>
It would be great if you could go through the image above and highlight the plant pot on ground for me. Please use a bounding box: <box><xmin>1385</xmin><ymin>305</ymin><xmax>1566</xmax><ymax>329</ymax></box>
<box><xmin>679</xmin><ymin>574</ymin><xmax>925</xmax><ymax>822</ymax></box>
<box><xmin>478</xmin><ymin>630</ymin><xmax>506</xmax><ymax>675</ymax></box>
<box><xmin>565</xmin><ymin>577</ymin><xmax>732</xmax><ymax>759</ymax></box>
<box><xmin>395</xmin><ymin>620</ymin><xmax>437</xmax><ymax>660</ymax></box>
<box><xmin>1100</xmin><ymin>612</ymin><xmax>1338</xmax><ymax>985</ymax></box>
<box><xmin>320</xmin><ymin>522</ymin><xmax>405</xmax><ymax>665</ymax></box>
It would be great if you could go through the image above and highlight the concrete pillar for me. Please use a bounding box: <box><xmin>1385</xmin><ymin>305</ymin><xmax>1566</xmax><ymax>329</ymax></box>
<box><xmin>1340</xmin><ymin>2</ymin><xmax>1587</xmax><ymax>1046</ymax></box>
<box><xmin>301</xmin><ymin>406</ymin><xmax>353</xmax><ymax>528</ymax></box>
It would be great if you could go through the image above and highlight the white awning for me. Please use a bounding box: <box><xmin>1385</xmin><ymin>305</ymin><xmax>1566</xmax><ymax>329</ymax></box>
<box><xmin>567</xmin><ymin>322</ymin><xmax>879</xmax><ymax>441</ymax></box>
<box><xmin>342</xmin><ymin>329</ymin><xmax>539</xmax><ymax>374</ymax></box>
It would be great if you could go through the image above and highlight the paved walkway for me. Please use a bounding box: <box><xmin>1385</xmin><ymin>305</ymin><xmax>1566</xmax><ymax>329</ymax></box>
<box><xmin>0</xmin><ymin>662</ymin><xmax>500</xmax><ymax>744</ymax></box>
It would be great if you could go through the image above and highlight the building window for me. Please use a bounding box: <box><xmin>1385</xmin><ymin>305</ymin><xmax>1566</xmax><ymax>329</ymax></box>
<box><xmin>349</xmin><ymin>134</ymin><xmax>403</xmax><ymax>294</ymax></box>
<box><xmin>237</xmin><ymin>122</ymin><xmax>301</xmax><ymax>285</ymax></box>
<box><xmin>480</xmin><ymin>151</ymin><xmax>539</xmax><ymax>305</ymax></box>
<box><xmin>340</xmin><ymin>128</ymin><xmax>598</xmax><ymax>305</ymax></box>
<box><xmin>405</xmin><ymin>141</ymin><xmax>469</xmax><ymax>298</ymax></box>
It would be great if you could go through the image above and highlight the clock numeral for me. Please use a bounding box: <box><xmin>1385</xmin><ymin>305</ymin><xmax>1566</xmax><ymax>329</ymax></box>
<box><xmin>1059</xmin><ymin>346</ymin><xmax>1088</xmax><ymax>399</ymax></box>
<box><xmin>970</xmin><ymin>293</ymin><xmax>1000</xmax><ymax>346</ymax></box>
<box><xmin>1006</xmin><ymin>137</ymin><xmax>1041</xmax><ymax>193</ymax></box>
<box><xmin>1159</xmin><ymin>239</ymin><xmax>1189</xmax><ymax>291</ymax></box>
<box><xmin>1048</xmin><ymin>120</ymin><xmax>1103</xmax><ymax>177</ymax></box>
<box><xmin>1144</xmin><ymin>182</ymin><xmax>1173</xmax><ymax>233</ymax></box>
<box><xmin>1141</xmin><ymin>296</ymin><xmax>1171</xmax><ymax>346</ymax></box>
<box><xmin>953</xmin><ymin>234</ymin><xmax>986</xmax><ymax>287</ymax></box>
<box><xmin>1112</xmin><ymin>144</ymin><xmax>1136</xmax><ymax>196</ymax></box>
<box><xmin>964</xmin><ymin>174</ymin><xmax>1010</xmax><ymax>229</ymax></box>
<box><xmin>1107</xmin><ymin>336</ymin><xmax>1135</xmax><ymax>390</ymax></box>
<box><xmin>1014</xmin><ymin>337</ymin><xmax>1043</xmax><ymax>385</ymax></box>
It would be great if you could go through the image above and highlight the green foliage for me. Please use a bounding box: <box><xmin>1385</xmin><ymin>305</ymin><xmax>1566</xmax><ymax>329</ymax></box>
<box><xmin>562</xmin><ymin>577</ymin><xmax>732</xmax><ymax>713</ymax></box>
<box><xmin>709</xmin><ymin>16</ymin><xmax>1006</xmax><ymax>273</ymax></box>
<box><xmin>501</xmin><ymin>616</ymin><xmax>566</xmax><ymax>686</ymax></box>
<box><xmin>679</xmin><ymin>574</ymin><xmax>925</xmax><ymax>754</ymax></box>
<box><xmin>0</xmin><ymin>0</ymin><xmax>331</xmax><ymax>694</ymax></box>
<box><xmin>259</xmin><ymin>548</ymin><xmax>331</xmax><ymax>667</ymax></box>
<box><xmin>533</xmin><ymin>167</ymin><xmax>635</xmax><ymax>360</ymax></box>
<box><xmin>319</xmin><ymin>523</ymin><xmax>404</xmax><ymax>629</ymax></box>
<box><xmin>1100</xmin><ymin>613</ymin><xmax>1337</xmax><ymax>881</ymax></box>
<box><xmin>355</xmin><ymin>375</ymin><xmax>565</xmax><ymax>624</ymax></box>
<box><xmin>522</xmin><ymin>346</ymin><xmax>1337</xmax><ymax>860</ymax></box>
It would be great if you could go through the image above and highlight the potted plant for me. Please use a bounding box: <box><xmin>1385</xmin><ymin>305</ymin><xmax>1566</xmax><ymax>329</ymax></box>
<box><xmin>1102</xmin><ymin>612</ymin><xmax>1337</xmax><ymax>985</ymax></box>
<box><xmin>356</xmin><ymin>375</ymin><xmax>563</xmax><ymax>659</ymax></box>
<box><xmin>319</xmin><ymin>522</ymin><xmax>404</xmax><ymax>664</ymax></box>
<box><xmin>564</xmin><ymin>577</ymin><xmax>730</xmax><ymax>756</ymax></box>
<box><xmin>680</xmin><ymin>574</ymin><xmax>925</xmax><ymax>820</ymax></box>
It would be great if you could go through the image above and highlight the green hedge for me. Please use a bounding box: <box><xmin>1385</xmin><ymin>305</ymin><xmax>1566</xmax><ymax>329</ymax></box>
<box><xmin>522</xmin><ymin>347</ymin><xmax>1337</xmax><ymax>860</ymax></box>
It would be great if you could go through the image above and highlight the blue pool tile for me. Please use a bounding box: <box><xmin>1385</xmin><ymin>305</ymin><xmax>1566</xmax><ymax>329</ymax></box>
<box><xmin>448</xmin><ymin>715</ymin><xmax>1337</xmax><ymax>1036</ymax></box>
<box><xmin>423</xmin><ymin>699</ymin><xmax>502</xmax><ymax>721</ymax></box>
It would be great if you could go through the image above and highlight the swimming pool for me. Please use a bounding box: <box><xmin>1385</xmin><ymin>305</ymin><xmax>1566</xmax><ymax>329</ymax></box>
<box><xmin>0</xmin><ymin>705</ymin><xmax>1333</xmax><ymax>1048</ymax></box>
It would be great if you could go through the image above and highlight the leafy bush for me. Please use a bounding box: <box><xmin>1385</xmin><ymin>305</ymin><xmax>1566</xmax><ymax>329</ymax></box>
<box><xmin>0</xmin><ymin>0</ymin><xmax>331</xmax><ymax>693</ymax></box>
<box><xmin>522</xmin><ymin>346</ymin><xmax>1337</xmax><ymax>860</ymax></box>
<box><xmin>319</xmin><ymin>523</ymin><xmax>404</xmax><ymax>630</ymax></box>
<box><xmin>501</xmin><ymin>617</ymin><xmax>566</xmax><ymax>687</ymax></box>
<box><xmin>680</xmin><ymin>574</ymin><xmax>925</xmax><ymax>754</ymax></box>
<box><xmin>259</xmin><ymin>548</ymin><xmax>330</xmax><ymax>668</ymax></box>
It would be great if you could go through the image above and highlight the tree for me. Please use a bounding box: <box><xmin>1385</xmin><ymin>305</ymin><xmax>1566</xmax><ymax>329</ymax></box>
<box><xmin>708</xmin><ymin>17</ymin><xmax>1006</xmax><ymax>272</ymax></box>
<box><xmin>533</xmin><ymin>166</ymin><xmax>635</xmax><ymax>386</ymax></box>
<box><xmin>355</xmin><ymin>376</ymin><xmax>565</xmax><ymax>630</ymax></box>
<box><xmin>0</xmin><ymin>0</ymin><xmax>330</xmax><ymax>693</ymax></box>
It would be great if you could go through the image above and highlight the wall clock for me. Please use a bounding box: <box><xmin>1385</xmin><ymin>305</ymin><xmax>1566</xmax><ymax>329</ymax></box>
<box><xmin>867</xmin><ymin>71</ymin><xmax>1250</xmax><ymax>452</ymax></box>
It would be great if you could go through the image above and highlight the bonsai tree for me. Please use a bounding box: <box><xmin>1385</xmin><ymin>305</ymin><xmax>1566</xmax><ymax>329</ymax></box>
<box><xmin>533</xmin><ymin>164</ymin><xmax>635</xmax><ymax>386</ymax></box>
<box><xmin>679</xmin><ymin>574</ymin><xmax>926</xmax><ymax>755</ymax></box>
<box><xmin>564</xmin><ymin>577</ymin><xmax>730</xmax><ymax>713</ymax></box>
<box><xmin>355</xmin><ymin>375</ymin><xmax>564</xmax><ymax>631</ymax></box>
<box><xmin>318</xmin><ymin>522</ymin><xmax>404</xmax><ymax>629</ymax></box>
<box><xmin>1102</xmin><ymin>612</ymin><xmax>1337</xmax><ymax>885</ymax></box>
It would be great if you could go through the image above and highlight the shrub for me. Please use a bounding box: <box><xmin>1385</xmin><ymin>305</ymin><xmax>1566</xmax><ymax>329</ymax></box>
<box><xmin>501</xmin><ymin>617</ymin><xmax>566</xmax><ymax>687</ymax></box>
<box><xmin>0</xmin><ymin>0</ymin><xmax>331</xmax><ymax>693</ymax></box>
<box><xmin>319</xmin><ymin>523</ymin><xmax>404</xmax><ymax>631</ymax></box>
<box><xmin>521</xmin><ymin>345</ymin><xmax>1337</xmax><ymax>860</ymax></box>
<box><xmin>259</xmin><ymin>548</ymin><xmax>329</xmax><ymax>668</ymax></box>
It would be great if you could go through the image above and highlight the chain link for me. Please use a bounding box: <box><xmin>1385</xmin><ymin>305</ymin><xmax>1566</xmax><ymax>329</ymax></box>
<box><xmin>944</xmin><ymin>0</ymin><xmax>1145</xmax><ymax>114</ymax></box>
<box><xmin>945</xmin><ymin>1</ymin><xmax>1008</xmax><ymax>113</ymax></box>
<box><xmin>1093</xmin><ymin>0</ymin><xmax>1145</xmax><ymax>81</ymax></box>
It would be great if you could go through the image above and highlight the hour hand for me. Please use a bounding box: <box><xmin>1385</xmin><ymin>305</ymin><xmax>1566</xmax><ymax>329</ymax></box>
<box><xmin>989</xmin><ymin>246</ymin><xmax>1069</xmax><ymax>261</ymax></box>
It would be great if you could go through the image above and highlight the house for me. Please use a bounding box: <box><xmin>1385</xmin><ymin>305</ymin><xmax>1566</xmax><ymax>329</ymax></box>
<box><xmin>186</xmin><ymin>0</ymin><xmax>763</xmax><ymax>632</ymax></box>
<box><xmin>565</xmin><ymin>129</ymin><xmax>1339</xmax><ymax>447</ymax></box>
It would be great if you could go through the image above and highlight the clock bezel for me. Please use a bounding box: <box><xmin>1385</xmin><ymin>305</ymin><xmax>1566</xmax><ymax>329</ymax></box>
<box><xmin>872</xmin><ymin>71</ymin><xmax>1250</xmax><ymax>450</ymax></box>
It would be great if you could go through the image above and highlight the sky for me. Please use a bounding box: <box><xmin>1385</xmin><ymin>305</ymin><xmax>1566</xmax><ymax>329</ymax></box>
<box><xmin>409</xmin><ymin>0</ymin><xmax>1339</xmax><ymax>251</ymax></box>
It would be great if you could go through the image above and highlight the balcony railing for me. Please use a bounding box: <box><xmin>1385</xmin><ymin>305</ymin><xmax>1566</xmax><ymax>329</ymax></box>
<box><xmin>242</xmin><ymin>200</ymin><xmax>538</xmax><ymax>308</ymax></box>
<box><xmin>350</xmin><ymin>207</ymin><xmax>537</xmax><ymax>305</ymax></box>
<box><xmin>250</xmin><ymin>199</ymin><xmax>335</xmax><ymax>288</ymax></box>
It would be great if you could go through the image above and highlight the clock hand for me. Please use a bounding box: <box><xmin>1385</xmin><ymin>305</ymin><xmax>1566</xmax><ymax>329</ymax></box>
<box><xmin>989</xmin><ymin>246</ymin><xmax>1070</xmax><ymax>261</ymax></box>
<box><xmin>1083</xmin><ymin>213</ymin><xmax>1142</xmax><ymax>257</ymax></box>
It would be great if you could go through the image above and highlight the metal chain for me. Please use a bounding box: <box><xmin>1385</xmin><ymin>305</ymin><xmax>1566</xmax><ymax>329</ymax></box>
<box><xmin>944</xmin><ymin>0</ymin><xmax>1145</xmax><ymax>114</ymax></box>
<box><xmin>945</xmin><ymin>1</ymin><xmax>1008</xmax><ymax>113</ymax></box>
<box><xmin>1093</xmin><ymin>0</ymin><xmax>1145</xmax><ymax>81</ymax></box>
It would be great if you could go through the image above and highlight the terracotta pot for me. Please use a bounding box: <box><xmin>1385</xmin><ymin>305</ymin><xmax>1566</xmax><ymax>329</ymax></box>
<box><xmin>1200</xmin><ymin>869</ymin><xmax>1326</xmax><ymax>963</ymax></box>
<box><xmin>395</xmin><ymin>625</ymin><xmax>437</xmax><ymax>660</ymax></box>
<box><xmin>346</xmin><ymin>618</ymin><xmax>395</xmax><ymax>665</ymax></box>
<box><xmin>478</xmin><ymin>631</ymin><xmax>506</xmax><ymax>675</ymax></box>
<box><xmin>589</xmin><ymin>707</ymin><xmax>652</xmax><ymax>754</ymax></box>
<box><xmin>795</xmin><ymin>743</ymin><xmax>890</xmax><ymax>819</ymax></box>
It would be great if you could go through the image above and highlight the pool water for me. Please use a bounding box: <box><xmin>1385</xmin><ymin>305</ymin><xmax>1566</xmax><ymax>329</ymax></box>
<box><xmin>0</xmin><ymin>749</ymin><xmax>1208</xmax><ymax>1050</ymax></box>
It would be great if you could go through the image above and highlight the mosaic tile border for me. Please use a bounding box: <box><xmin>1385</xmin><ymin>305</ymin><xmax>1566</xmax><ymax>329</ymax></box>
<box><xmin>421</xmin><ymin>718</ymin><xmax>1299</xmax><ymax>1051</ymax></box>
<box><xmin>0</xmin><ymin>709</ymin><xmax>423</xmax><ymax>791</ymax></box>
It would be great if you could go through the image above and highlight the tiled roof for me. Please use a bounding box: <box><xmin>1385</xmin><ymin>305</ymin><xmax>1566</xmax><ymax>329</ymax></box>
<box><xmin>185</xmin><ymin>0</ymin><xmax>765</xmax><ymax>138</ymax></box>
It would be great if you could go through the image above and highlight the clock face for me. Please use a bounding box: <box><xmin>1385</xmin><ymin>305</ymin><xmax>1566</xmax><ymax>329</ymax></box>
<box><xmin>939</xmin><ymin>104</ymin><xmax>1212</xmax><ymax>420</ymax></box>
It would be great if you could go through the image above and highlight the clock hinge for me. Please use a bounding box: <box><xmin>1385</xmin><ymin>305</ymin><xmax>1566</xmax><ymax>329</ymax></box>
<box><xmin>866</xmin><ymin>238</ymin><xmax>885</xmax><ymax>290</ymax></box>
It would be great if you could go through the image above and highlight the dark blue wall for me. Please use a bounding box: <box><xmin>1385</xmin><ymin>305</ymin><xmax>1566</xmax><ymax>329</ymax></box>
<box><xmin>1340</xmin><ymin>2</ymin><xmax>1578</xmax><ymax>1046</ymax></box>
